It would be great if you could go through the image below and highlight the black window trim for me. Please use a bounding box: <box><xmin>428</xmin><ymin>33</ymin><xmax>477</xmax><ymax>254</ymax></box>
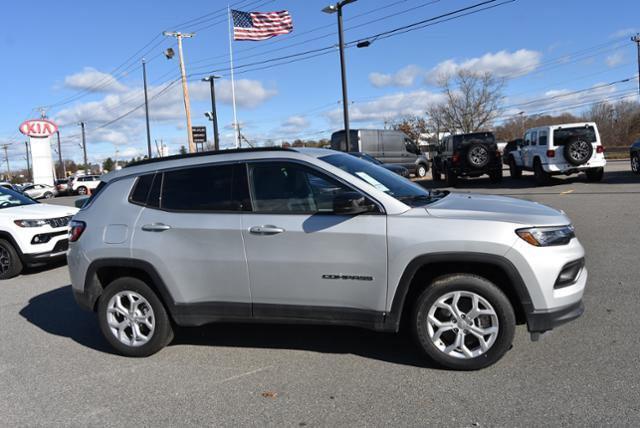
<box><xmin>245</xmin><ymin>158</ymin><xmax>386</xmax><ymax>216</ymax></box>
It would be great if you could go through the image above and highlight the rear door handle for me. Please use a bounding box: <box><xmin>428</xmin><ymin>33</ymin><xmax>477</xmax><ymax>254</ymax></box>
<box><xmin>249</xmin><ymin>225</ymin><xmax>285</xmax><ymax>235</ymax></box>
<box><xmin>141</xmin><ymin>223</ymin><xmax>171</xmax><ymax>232</ymax></box>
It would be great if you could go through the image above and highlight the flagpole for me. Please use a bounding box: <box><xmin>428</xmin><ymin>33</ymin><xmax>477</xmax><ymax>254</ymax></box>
<box><xmin>228</xmin><ymin>5</ymin><xmax>240</xmax><ymax>149</ymax></box>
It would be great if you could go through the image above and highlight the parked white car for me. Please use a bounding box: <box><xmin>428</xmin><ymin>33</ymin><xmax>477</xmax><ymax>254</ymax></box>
<box><xmin>22</xmin><ymin>184</ymin><xmax>58</xmax><ymax>200</ymax></box>
<box><xmin>69</xmin><ymin>175</ymin><xmax>101</xmax><ymax>195</ymax></box>
<box><xmin>506</xmin><ymin>122</ymin><xmax>606</xmax><ymax>185</ymax></box>
<box><xmin>0</xmin><ymin>187</ymin><xmax>78</xmax><ymax>278</ymax></box>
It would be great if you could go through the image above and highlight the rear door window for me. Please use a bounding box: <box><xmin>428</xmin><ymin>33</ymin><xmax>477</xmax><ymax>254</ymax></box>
<box><xmin>553</xmin><ymin>126</ymin><xmax>597</xmax><ymax>145</ymax></box>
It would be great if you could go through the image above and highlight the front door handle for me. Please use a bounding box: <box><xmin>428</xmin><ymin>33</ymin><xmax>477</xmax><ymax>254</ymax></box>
<box><xmin>249</xmin><ymin>225</ymin><xmax>285</xmax><ymax>235</ymax></box>
<box><xmin>141</xmin><ymin>223</ymin><xmax>171</xmax><ymax>232</ymax></box>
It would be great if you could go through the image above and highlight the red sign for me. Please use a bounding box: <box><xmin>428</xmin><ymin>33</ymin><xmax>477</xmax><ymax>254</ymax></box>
<box><xmin>19</xmin><ymin>119</ymin><xmax>58</xmax><ymax>138</ymax></box>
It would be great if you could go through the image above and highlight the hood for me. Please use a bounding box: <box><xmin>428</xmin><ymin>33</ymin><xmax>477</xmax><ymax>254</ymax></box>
<box><xmin>425</xmin><ymin>192</ymin><xmax>570</xmax><ymax>226</ymax></box>
<box><xmin>0</xmin><ymin>203</ymin><xmax>78</xmax><ymax>219</ymax></box>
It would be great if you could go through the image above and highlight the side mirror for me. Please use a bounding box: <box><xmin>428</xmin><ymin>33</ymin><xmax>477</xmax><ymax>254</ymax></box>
<box><xmin>75</xmin><ymin>197</ymin><xmax>89</xmax><ymax>209</ymax></box>
<box><xmin>333</xmin><ymin>191</ymin><xmax>377</xmax><ymax>215</ymax></box>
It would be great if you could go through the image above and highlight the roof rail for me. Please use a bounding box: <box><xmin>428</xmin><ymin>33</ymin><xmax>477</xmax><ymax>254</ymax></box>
<box><xmin>125</xmin><ymin>147</ymin><xmax>294</xmax><ymax>168</ymax></box>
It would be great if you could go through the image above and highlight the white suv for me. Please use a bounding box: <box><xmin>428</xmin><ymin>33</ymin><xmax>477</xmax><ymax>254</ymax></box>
<box><xmin>506</xmin><ymin>122</ymin><xmax>606</xmax><ymax>185</ymax></box>
<box><xmin>0</xmin><ymin>187</ymin><xmax>78</xmax><ymax>278</ymax></box>
<box><xmin>70</xmin><ymin>175</ymin><xmax>101</xmax><ymax>195</ymax></box>
<box><xmin>68</xmin><ymin>148</ymin><xmax>587</xmax><ymax>370</ymax></box>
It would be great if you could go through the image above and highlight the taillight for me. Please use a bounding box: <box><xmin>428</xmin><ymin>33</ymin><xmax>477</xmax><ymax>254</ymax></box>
<box><xmin>547</xmin><ymin>150</ymin><xmax>556</xmax><ymax>158</ymax></box>
<box><xmin>452</xmin><ymin>152</ymin><xmax>460</xmax><ymax>165</ymax></box>
<box><xmin>596</xmin><ymin>145</ymin><xmax>605</xmax><ymax>153</ymax></box>
<box><xmin>68</xmin><ymin>220</ymin><xmax>86</xmax><ymax>242</ymax></box>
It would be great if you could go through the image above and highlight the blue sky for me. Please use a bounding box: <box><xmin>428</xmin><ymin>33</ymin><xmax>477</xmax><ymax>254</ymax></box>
<box><xmin>0</xmin><ymin>0</ymin><xmax>638</xmax><ymax>168</ymax></box>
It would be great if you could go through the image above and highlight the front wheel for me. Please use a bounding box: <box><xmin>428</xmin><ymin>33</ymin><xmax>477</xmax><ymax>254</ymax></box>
<box><xmin>76</xmin><ymin>186</ymin><xmax>88</xmax><ymax>196</ymax></box>
<box><xmin>416</xmin><ymin>163</ymin><xmax>428</xmax><ymax>178</ymax></box>
<box><xmin>43</xmin><ymin>192</ymin><xmax>54</xmax><ymax>199</ymax></box>
<box><xmin>98</xmin><ymin>277</ymin><xmax>174</xmax><ymax>357</ymax></box>
<box><xmin>0</xmin><ymin>239</ymin><xmax>23</xmax><ymax>279</ymax></box>
<box><xmin>445</xmin><ymin>167</ymin><xmax>458</xmax><ymax>187</ymax></box>
<box><xmin>630</xmin><ymin>154</ymin><xmax>639</xmax><ymax>174</ymax></box>
<box><xmin>412</xmin><ymin>274</ymin><xmax>516</xmax><ymax>370</ymax></box>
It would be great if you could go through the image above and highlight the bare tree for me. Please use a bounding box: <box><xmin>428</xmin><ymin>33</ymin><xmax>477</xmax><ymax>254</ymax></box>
<box><xmin>390</xmin><ymin>116</ymin><xmax>428</xmax><ymax>142</ymax></box>
<box><xmin>584</xmin><ymin>100</ymin><xmax>640</xmax><ymax>146</ymax></box>
<box><xmin>430</xmin><ymin>70</ymin><xmax>505</xmax><ymax>134</ymax></box>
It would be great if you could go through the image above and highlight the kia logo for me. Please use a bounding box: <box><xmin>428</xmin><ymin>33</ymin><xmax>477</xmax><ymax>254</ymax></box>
<box><xmin>19</xmin><ymin>119</ymin><xmax>58</xmax><ymax>138</ymax></box>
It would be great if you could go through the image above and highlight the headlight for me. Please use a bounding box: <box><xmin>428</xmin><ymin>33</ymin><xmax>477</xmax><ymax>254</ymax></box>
<box><xmin>516</xmin><ymin>225</ymin><xmax>575</xmax><ymax>247</ymax></box>
<box><xmin>14</xmin><ymin>219</ymin><xmax>47</xmax><ymax>228</ymax></box>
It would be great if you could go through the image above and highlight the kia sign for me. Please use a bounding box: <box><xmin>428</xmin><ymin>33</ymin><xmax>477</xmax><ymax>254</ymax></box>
<box><xmin>19</xmin><ymin>119</ymin><xmax>58</xmax><ymax>138</ymax></box>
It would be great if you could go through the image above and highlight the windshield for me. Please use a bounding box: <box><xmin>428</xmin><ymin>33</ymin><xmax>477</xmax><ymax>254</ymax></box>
<box><xmin>0</xmin><ymin>187</ymin><xmax>38</xmax><ymax>208</ymax></box>
<box><xmin>553</xmin><ymin>126</ymin><xmax>596</xmax><ymax>145</ymax></box>
<box><xmin>320</xmin><ymin>153</ymin><xmax>434</xmax><ymax>206</ymax></box>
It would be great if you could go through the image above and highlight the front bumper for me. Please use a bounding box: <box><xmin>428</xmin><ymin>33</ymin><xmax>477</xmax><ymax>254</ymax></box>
<box><xmin>526</xmin><ymin>300</ymin><xmax>584</xmax><ymax>333</ymax></box>
<box><xmin>22</xmin><ymin>239</ymin><xmax>69</xmax><ymax>265</ymax></box>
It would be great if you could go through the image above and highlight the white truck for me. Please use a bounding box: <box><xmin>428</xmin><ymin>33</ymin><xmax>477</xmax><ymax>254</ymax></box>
<box><xmin>505</xmin><ymin>122</ymin><xmax>606</xmax><ymax>185</ymax></box>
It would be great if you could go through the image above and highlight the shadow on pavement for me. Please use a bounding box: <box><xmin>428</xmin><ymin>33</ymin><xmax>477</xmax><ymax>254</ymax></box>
<box><xmin>20</xmin><ymin>285</ymin><xmax>440</xmax><ymax>368</ymax></box>
<box><xmin>19</xmin><ymin>285</ymin><xmax>113</xmax><ymax>354</ymax></box>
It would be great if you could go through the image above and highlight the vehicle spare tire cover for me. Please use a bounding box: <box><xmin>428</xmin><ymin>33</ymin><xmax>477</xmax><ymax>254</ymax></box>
<box><xmin>466</xmin><ymin>143</ymin><xmax>490</xmax><ymax>168</ymax></box>
<box><xmin>564</xmin><ymin>140</ymin><xmax>593</xmax><ymax>166</ymax></box>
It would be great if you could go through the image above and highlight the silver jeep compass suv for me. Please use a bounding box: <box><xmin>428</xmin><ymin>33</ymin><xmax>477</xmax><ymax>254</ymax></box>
<box><xmin>68</xmin><ymin>148</ymin><xmax>587</xmax><ymax>370</ymax></box>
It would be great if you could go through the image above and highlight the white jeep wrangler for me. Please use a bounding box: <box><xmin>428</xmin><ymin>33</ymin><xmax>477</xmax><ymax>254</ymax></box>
<box><xmin>506</xmin><ymin>122</ymin><xmax>606</xmax><ymax>185</ymax></box>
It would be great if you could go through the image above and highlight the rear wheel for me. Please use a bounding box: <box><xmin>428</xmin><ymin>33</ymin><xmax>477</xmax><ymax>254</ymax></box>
<box><xmin>585</xmin><ymin>167</ymin><xmax>604</xmax><ymax>182</ymax></box>
<box><xmin>432</xmin><ymin>163</ymin><xmax>442</xmax><ymax>181</ymax></box>
<box><xmin>412</xmin><ymin>274</ymin><xmax>516</xmax><ymax>370</ymax></box>
<box><xmin>0</xmin><ymin>239</ymin><xmax>23</xmax><ymax>279</ymax></box>
<box><xmin>445</xmin><ymin>166</ymin><xmax>458</xmax><ymax>187</ymax></box>
<box><xmin>416</xmin><ymin>163</ymin><xmax>428</xmax><ymax>178</ymax></box>
<box><xmin>631</xmin><ymin>154</ymin><xmax>639</xmax><ymax>174</ymax></box>
<box><xmin>76</xmin><ymin>186</ymin><xmax>88</xmax><ymax>196</ymax></box>
<box><xmin>533</xmin><ymin>159</ymin><xmax>551</xmax><ymax>186</ymax></box>
<box><xmin>508</xmin><ymin>157</ymin><xmax>522</xmax><ymax>179</ymax></box>
<box><xmin>43</xmin><ymin>192</ymin><xmax>54</xmax><ymax>199</ymax></box>
<box><xmin>489</xmin><ymin>168</ymin><xmax>503</xmax><ymax>183</ymax></box>
<box><xmin>98</xmin><ymin>277</ymin><xmax>174</xmax><ymax>357</ymax></box>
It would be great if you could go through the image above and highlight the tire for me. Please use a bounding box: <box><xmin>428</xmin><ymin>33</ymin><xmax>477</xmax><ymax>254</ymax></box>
<box><xmin>412</xmin><ymin>274</ymin><xmax>516</xmax><ymax>370</ymax></box>
<box><xmin>445</xmin><ymin>166</ymin><xmax>458</xmax><ymax>187</ymax></box>
<box><xmin>0</xmin><ymin>238</ymin><xmax>23</xmax><ymax>279</ymax></box>
<box><xmin>489</xmin><ymin>168</ymin><xmax>503</xmax><ymax>183</ymax></box>
<box><xmin>508</xmin><ymin>157</ymin><xmax>522</xmax><ymax>179</ymax></box>
<box><xmin>585</xmin><ymin>167</ymin><xmax>604</xmax><ymax>182</ymax></box>
<box><xmin>533</xmin><ymin>159</ymin><xmax>551</xmax><ymax>186</ymax></box>
<box><xmin>98</xmin><ymin>277</ymin><xmax>174</xmax><ymax>357</ymax></box>
<box><xmin>416</xmin><ymin>163</ymin><xmax>428</xmax><ymax>178</ymax></box>
<box><xmin>563</xmin><ymin>140</ymin><xmax>593</xmax><ymax>166</ymax></box>
<box><xmin>76</xmin><ymin>186</ymin><xmax>88</xmax><ymax>196</ymax></box>
<box><xmin>631</xmin><ymin>154</ymin><xmax>640</xmax><ymax>175</ymax></box>
<box><xmin>43</xmin><ymin>192</ymin><xmax>53</xmax><ymax>199</ymax></box>
<box><xmin>432</xmin><ymin>162</ymin><xmax>442</xmax><ymax>181</ymax></box>
<box><xmin>466</xmin><ymin>144</ymin><xmax>490</xmax><ymax>168</ymax></box>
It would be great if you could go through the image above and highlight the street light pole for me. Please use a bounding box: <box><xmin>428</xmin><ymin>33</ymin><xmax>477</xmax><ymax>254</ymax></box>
<box><xmin>632</xmin><ymin>34</ymin><xmax>640</xmax><ymax>97</ymax></box>
<box><xmin>202</xmin><ymin>75</ymin><xmax>221</xmax><ymax>151</ymax></box>
<box><xmin>79</xmin><ymin>121</ymin><xmax>88</xmax><ymax>170</ymax></box>
<box><xmin>323</xmin><ymin>0</ymin><xmax>357</xmax><ymax>153</ymax></box>
<box><xmin>142</xmin><ymin>58</ymin><xmax>152</xmax><ymax>158</ymax></box>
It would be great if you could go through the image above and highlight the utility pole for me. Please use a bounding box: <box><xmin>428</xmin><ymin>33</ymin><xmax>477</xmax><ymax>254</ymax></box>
<box><xmin>142</xmin><ymin>58</ymin><xmax>152</xmax><ymax>158</ymax></box>
<box><xmin>164</xmin><ymin>31</ymin><xmax>196</xmax><ymax>153</ymax></box>
<box><xmin>322</xmin><ymin>0</ymin><xmax>357</xmax><ymax>152</ymax></box>
<box><xmin>632</xmin><ymin>34</ymin><xmax>640</xmax><ymax>97</ymax></box>
<box><xmin>202</xmin><ymin>75</ymin><xmax>221</xmax><ymax>151</ymax></box>
<box><xmin>25</xmin><ymin>141</ymin><xmax>31</xmax><ymax>182</ymax></box>
<box><xmin>2</xmin><ymin>144</ymin><xmax>11</xmax><ymax>179</ymax></box>
<box><xmin>79</xmin><ymin>121</ymin><xmax>88</xmax><ymax>171</ymax></box>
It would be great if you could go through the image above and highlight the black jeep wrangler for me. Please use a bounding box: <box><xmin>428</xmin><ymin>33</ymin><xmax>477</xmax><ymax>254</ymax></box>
<box><xmin>431</xmin><ymin>132</ymin><xmax>503</xmax><ymax>186</ymax></box>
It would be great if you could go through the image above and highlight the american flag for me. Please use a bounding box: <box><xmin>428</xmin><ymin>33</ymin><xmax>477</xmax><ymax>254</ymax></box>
<box><xmin>231</xmin><ymin>9</ymin><xmax>293</xmax><ymax>41</ymax></box>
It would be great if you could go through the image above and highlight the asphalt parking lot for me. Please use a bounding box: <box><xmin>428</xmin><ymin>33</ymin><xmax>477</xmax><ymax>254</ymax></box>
<box><xmin>1</xmin><ymin>160</ymin><xmax>638</xmax><ymax>426</ymax></box>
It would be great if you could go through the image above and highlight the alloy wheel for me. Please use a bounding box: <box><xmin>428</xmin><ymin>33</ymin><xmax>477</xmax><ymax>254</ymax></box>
<box><xmin>0</xmin><ymin>245</ymin><xmax>10</xmax><ymax>274</ymax></box>
<box><xmin>632</xmin><ymin>155</ymin><xmax>639</xmax><ymax>174</ymax></box>
<box><xmin>106</xmin><ymin>291</ymin><xmax>156</xmax><ymax>347</ymax></box>
<box><xmin>469</xmin><ymin>146</ymin><xmax>488</xmax><ymax>167</ymax></box>
<box><xmin>426</xmin><ymin>291</ymin><xmax>499</xmax><ymax>359</ymax></box>
<box><xmin>569</xmin><ymin>141</ymin><xmax>591</xmax><ymax>162</ymax></box>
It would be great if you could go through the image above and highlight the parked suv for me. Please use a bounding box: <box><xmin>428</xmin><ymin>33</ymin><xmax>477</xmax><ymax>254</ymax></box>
<box><xmin>70</xmin><ymin>175</ymin><xmax>101</xmax><ymax>195</ymax></box>
<box><xmin>431</xmin><ymin>132</ymin><xmax>503</xmax><ymax>186</ymax></box>
<box><xmin>0</xmin><ymin>187</ymin><xmax>77</xmax><ymax>278</ymax></box>
<box><xmin>507</xmin><ymin>122</ymin><xmax>606</xmax><ymax>185</ymax></box>
<box><xmin>69</xmin><ymin>148</ymin><xmax>587</xmax><ymax>370</ymax></box>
